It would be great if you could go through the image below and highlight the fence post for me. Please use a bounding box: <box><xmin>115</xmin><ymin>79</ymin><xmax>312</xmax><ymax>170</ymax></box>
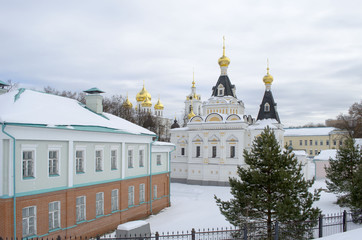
<box><xmin>343</xmin><ymin>210</ymin><xmax>347</xmax><ymax>232</ymax></box>
<box><xmin>319</xmin><ymin>215</ymin><xmax>323</xmax><ymax>238</ymax></box>
<box><xmin>243</xmin><ymin>223</ymin><xmax>247</xmax><ymax>240</ymax></box>
<box><xmin>155</xmin><ymin>232</ymin><xmax>159</xmax><ymax>240</ymax></box>
<box><xmin>191</xmin><ymin>228</ymin><xmax>195</xmax><ymax>240</ymax></box>
<box><xmin>274</xmin><ymin>221</ymin><xmax>279</xmax><ymax>240</ymax></box>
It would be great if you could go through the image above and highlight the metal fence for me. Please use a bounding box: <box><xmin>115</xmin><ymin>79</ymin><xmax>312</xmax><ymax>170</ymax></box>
<box><xmin>3</xmin><ymin>211</ymin><xmax>361</xmax><ymax>240</ymax></box>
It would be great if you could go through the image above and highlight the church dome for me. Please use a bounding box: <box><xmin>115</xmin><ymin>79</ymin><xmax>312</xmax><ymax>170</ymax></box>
<box><xmin>171</xmin><ymin>118</ymin><xmax>180</xmax><ymax>129</ymax></box>
<box><xmin>123</xmin><ymin>96</ymin><xmax>133</xmax><ymax>108</ymax></box>
<box><xmin>218</xmin><ymin>55</ymin><xmax>230</xmax><ymax>67</ymax></box>
<box><xmin>141</xmin><ymin>97</ymin><xmax>152</xmax><ymax>107</ymax></box>
<box><xmin>187</xmin><ymin>109</ymin><xmax>196</xmax><ymax>119</ymax></box>
<box><xmin>263</xmin><ymin>67</ymin><xmax>274</xmax><ymax>85</ymax></box>
<box><xmin>154</xmin><ymin>98</ymin><xmax>164</xmax><ymax>110</ymax></box>
<box><xmin>136</xmin><ymin>83</ymin><xmax>151</xmax><ymax>102</ymax></box>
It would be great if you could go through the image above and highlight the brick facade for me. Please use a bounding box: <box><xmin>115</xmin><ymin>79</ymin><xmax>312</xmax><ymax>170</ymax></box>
<box><xmin>0</xmin><ymin>173</ymin><xmax>170</xmax><ymax>238</ymax></box>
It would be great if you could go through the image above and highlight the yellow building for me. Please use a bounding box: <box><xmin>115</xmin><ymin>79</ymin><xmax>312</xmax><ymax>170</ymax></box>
<box><xmin>284</xmin><ymin>127</ymin><xmax>348</xmax><ymax>157</ymax></box>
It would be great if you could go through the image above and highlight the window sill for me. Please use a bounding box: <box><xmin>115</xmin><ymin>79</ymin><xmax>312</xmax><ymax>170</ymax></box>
<box><xmin>76</xmin><ymin>220</ymin><xmax>86</xmax><ymax>224</ymax></box>
<box><xmin>49</xmin><ymin>174</ymin><xmax>60</xmax><ymax>177</ymax></box>
<box><xmin>96</xmin><ymin>214</ymin><xmax>104</xmax><ymax>218</ymax></box>
<box><xmin>96</xmin><ymin>170</ymin><xmax>103</xmax><ymax>172</ymax></box>
<box><xmin>76</xmin><ymin>172</ymin><xmax>85</xmax><ymax>174</ymax></box>
<box><xmin>111</xmin><ymin>168</ymin><xmax>118</xmax><ymax>171</ymax></box>
<box><xmin>49</xmin><ymin>227</ymin><xmax>61</xmax><ymax>233</ymax></box>
<box><xmin>23</xmin><ymin>176</ymin><xmax>35</xmax><ymax>180</ymax></box>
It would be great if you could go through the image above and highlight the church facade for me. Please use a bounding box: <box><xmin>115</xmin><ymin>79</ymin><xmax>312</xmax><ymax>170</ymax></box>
<box><xmin>170</xmin><ymin>40</ymin><xmax>284</xmax><ymax>185</ymax></box>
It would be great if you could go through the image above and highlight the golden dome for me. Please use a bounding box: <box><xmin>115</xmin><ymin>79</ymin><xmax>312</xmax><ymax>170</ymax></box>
<box><xmin>136</xmin><ymin>82</ymin><xmax>152</xmax><ymax>102</ymax></box>
<box><xmin>154</xmin><ymin>97</ymin><xmax>164</xmax><ymax>110</ymax></box>
<box><xmin>123</xmin><ymin>95</ymin><xmax>133</xmax><ymax>108</ymax></box>
<box><xmin>188</xmin><ymin>109</ymin><xmax>196</xmax><ymax>119</ymax></box>
<box><xmin>218</xmin><ymin>36</ymin><xmax>230</xmax><ymax>67</ymax></box>
<box><xmin>141</xmin><ymin>97</ymin><xmax>152</xmax><ymax>107</ymax></box>
<box><xmin>263</xmin><ymin>60</ymin><xmax>274</xmax><ymax>85</ymax></box>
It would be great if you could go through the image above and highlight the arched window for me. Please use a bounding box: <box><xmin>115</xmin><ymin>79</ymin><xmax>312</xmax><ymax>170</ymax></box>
<box><xmin>264</xmin><ymin>103</ymin><xmax>270</xmax><ymax>112</ymax></box>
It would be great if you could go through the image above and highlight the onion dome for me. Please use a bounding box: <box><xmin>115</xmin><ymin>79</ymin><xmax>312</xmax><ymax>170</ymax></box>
<box><xmin>123</xmin><ymin>94</ymin><xmax>133</xmax><ymax>108</ymax></box>
<box><xmin>171</xmin><ymin>118</ymin><xmax>180</xmax><ymax>129</ymax></box>
<box><xmin>263</xmin><ymin>60</ymin><xmax>274</xmax><ymax>85</ymax></box>
<box><xmin>136</xmin><ymin>82</ymin><xmax>152</xmax><ymax>102</ymax></box>
<box><xmin>141</xmin><ymin>97</ymin><xmax>152</xmax><ymax>107</ymax></box>
<box><xmin>154</xmin><ymin>97</ymin><xmax>164</xmax><ymax>110</ymax></box>
<box><xmin>187</xmin><ymin>104</ymin><xmax>196</xmax><ymax>119</ymax></box>
<box><xmin>218</xmin><ymin>37</ymin><xmax>230</xmax><ymax>67</ymax></box>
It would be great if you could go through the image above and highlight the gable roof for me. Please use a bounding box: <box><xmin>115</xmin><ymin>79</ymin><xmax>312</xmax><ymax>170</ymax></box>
<box><xmin>0</xmin><ymin>89</ymin><xmax>155</xmax><ymax>136</ymax></box>
<box><xmin>256</xmin><ymin>90</ymin><xmax>280</xmax><ymax>123</ymax></box>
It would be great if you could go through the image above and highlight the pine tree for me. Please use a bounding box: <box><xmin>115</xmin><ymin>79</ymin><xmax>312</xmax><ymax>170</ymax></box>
<box><xmin>325</xmin><ymin>138</ymin><xmax>361</xmax><ymax>207</ymax></box>
<box><xmin>215</xmin><ymin>127</ymin><xmax>320</xmax><ymax>240</ymax></box>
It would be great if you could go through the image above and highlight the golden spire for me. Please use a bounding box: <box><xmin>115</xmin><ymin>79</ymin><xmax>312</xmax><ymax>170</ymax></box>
<box><xmin>218</xmin><ymin>36</ymin><xmax>230</xmax><ymax>67</ymax></box>
<box><xmin>263</xmin><ymin>59</ymin><xmax>274</xmax><ymax>85</ymax></box>
<box><xmin>192</xmin><ymin>70</ymin><xmax>195</xmax><ymax>88</ymax></box>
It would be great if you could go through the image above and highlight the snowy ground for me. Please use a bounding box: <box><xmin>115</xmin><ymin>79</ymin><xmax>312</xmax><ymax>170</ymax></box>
<box><xmin>145</xmin><ymin>180</ymin><xmax>349</xmax><ymax>233</ymax></box>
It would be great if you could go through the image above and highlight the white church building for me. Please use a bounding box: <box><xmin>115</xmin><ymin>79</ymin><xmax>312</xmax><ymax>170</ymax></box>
<box><xmin>170</xmin><ymin>40</ymin><xmax>285</xmax><ymax>186</ymax></box>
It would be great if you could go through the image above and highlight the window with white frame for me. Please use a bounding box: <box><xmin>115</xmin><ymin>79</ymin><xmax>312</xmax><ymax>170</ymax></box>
<box><xmin>217</xmin><ymin>84</ymin><xmax>224</xmax><ymax>96</ymax></box>
<box><xmin>264</xmin><ymin>103</ymin><xmax>270</xmax><ymax>112</ymax></box>
<box><xmin>95</xmin><ymin>150</ymin><xmax>103</xmax><ymax>171</ymax></box>
<box><xmin>76</xmin><ymin>150</ymin><xmax>85</xmax><ymax>173</ymax></box>
<box><xmin>111</xmin><ymin>149</ymin><xmax>117</xmax><ymax>170</ymax></box>
<box><xmin>230</xmin><ymin>146</ymin><xmax>235</xmax><ymax>158</ymax></box>
<box><xmin>139</xmin><ymin>184</ymin><xmax>145</xmax><ymax>203</ymax></box>
<box><xmin>212</xmin><ymin>146</ymin><xmax>217</xmax><ymax>158</ymax></box>
<box><xmin>96</xmin><ymin>192</ymin><xmax>104</xmax><ymax>216</ymax></box>
<box><xmin>181</xmin><ymin>147</ymin><xmax>185</xmax><ymax>156</ymax></box>
<box><xmin>22</xmin><ymin>206</ymin><xmax>36</xmax><ymax>237</ymax></box>
<box><xmin>128</xmin><ymin>149</ymin><xmax>133</xmax><ymax>168</ymax></box>
<box><xmin>153</xmin><ymin>185</ymin><xmax>157</xmax><ymax>199</ymax></box>
<box><xmin>139</xmin><ymin>149</ymin><xmax>144</xmax><ymax>167</ymax></box>
<box><xmin>76</xmin><ymin>196</ymin><xmax>86</xmax><ymax>222</ymax></box>
<box><xmin>111</xmin><ymin>189</ymin><xmax>118</xmax><ymax>212</ymax></box>
<box><xmin>128</xmin><ymin>186</ymin><xmax>134</xmax><ymax>206</ymax></box>
<box><xmin>22</xmin><ymin>150</ymin><xmax>35</xmax><ymax>178</ymax></box>
<box><xmin>156</xmin><ymin>154</ymin><xmax>161</xmax><ymax>165</ymax></box>
<box><xmin>48</xmin><ymin>201</ymin><xmax>60</xmax><ymax>230</ymax></box>
<box><xmin>48</xmin><ymin>150</ymin><xmax>59</xmax><ymax>176</ymax></box>
<box><xmin>196</xmin><ymin>146</ymin><xmax>201</xmax><ymax>157</ymax></box>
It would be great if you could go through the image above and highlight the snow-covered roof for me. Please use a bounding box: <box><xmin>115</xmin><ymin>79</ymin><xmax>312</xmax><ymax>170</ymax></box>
<box><xmin>117</xmin><ymin>220</ymin><xmax>149</xmax><ymax>231</ymax></box>
<box><xmin>284</xmin><ymin>127</ymin><xmax>337</xmax><ymax>136</ymax></box>
<box><xmin>293</xmin><ymin>150</ymin><xmax>307</xmax><ymax>156</ymax></box>
<box><xmin>153</xmin><ymin>141</ymin><xmax>175</xmax><ymax>146</ymax></box>
<box><xmin>0</xmin><ymin>89</ymin><xmax>155</xmax><ymax>136</ymax></box>
<box><xmin>314</xmin><ymin>149</ymin><xmax>337</xmax><ymax>161</ymax></box>
<box><xmin>247</xmin><ymin>119</ymin><xmax>281</xmax><ymax>130</ymax></box>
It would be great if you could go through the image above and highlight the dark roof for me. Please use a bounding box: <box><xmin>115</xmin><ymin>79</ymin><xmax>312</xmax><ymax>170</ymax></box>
<box><xmin>211</xmin><ymin>75</ymin><xmax>236</xmax><ymax>98</ymax></box>
<box><xmin>0</xmin><ymin>80</ymin><xmax>9</xmax><ymax>87</ymax></box>
<box><xmin>171</xmin><ymin>119</ymin><xmax>180</xmax><ymax>129</ymax></box>
<box><xmin>257</xmin><ymin>90</ymin><xmax>281</xmax><ymax>123</ymax></box>
<box><xmin>84</xmin><ymin>87</ymin><xmax>105</xmax><ymax>94</ymax></box>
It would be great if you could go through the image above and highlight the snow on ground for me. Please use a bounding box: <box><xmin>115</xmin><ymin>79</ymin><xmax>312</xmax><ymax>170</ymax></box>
<box><xmin>145</xmin><ymin>180</ymin><xmax>350</xmax><ymax>233</ymax></box>
<box><xmin>318</xmin><ymin>228</ymin><xmax>362</xmax><ymax>240</ymax></box>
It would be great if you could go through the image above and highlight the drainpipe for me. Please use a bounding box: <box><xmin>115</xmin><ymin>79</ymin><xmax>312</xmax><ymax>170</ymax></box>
<box><xmin>149</xmin><ymin>136</ymin><xmax>158</xmax><ymax>215</ymax></box>
<box><xmin>2</xmin><ymin>123</ymin><xmax>16</xmax><ymax>238</ymax></box>
<box><xmin>168</xmin><ymin>145</ymin><xmax>176</xmax><ymax>206</ymax></box>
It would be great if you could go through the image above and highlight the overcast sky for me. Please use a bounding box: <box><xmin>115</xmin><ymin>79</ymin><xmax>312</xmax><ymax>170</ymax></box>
<box><xmin>0</xmin><ymin>0</ymin><xmax>361</xmax><ymax>127</ymax></box>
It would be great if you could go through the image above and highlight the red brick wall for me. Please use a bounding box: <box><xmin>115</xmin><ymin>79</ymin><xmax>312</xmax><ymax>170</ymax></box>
<box><xmin>0</xmin><ymin>173</ymin><xmax>170</xmax><ymax>238</ymax></box>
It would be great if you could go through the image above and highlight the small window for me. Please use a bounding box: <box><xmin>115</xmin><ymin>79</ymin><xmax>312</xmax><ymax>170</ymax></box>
<box><xmin>219</xmin><ymin>89</ymin><xmax>223</xmax><ymax>96</ymax></box>
<box><xmin>230</xmin><ymin>146</ymin><xmax>235</xmax><ymax>158</ymax></box>
<box><xmin>139</xmin><ymin>184</ymin><xmax>145</xmax><ymax>203</ymax></box>
<box><xmin>76</xmin><ymin>150</ymin><xmax>85</xmax><ymax>173</ymax></box>
<box><xmin>156</xmin><ymin>155</ymin><xmax>161</xmax><ymax>165</ymax></box>
<box><xmin>153</xmin><ymin>185</ymin><xmax>158</xmax><ymax>199</ymax></box>
<box><xmin>310</xmin><ymin>140</ymin><xmax>313</xmax><ymax>145</ymax></box>
<box><xmin>339</xmin><ymin>140</ymin><xmax>343</xmax><ymax>146</ymax></box>
<box><xmin>128</xmin><ymin>149</ymin><xmax>133</xmax><ymax>168</ymax></box>
<box><xmin>299</xmin><ymin>140</ymin><xmax>303</xmax><ymax>146</ymax></box>
<box><xmin>76</xmin><ymin>196</ymin><xmax>86</xmax><ymax>222</ymax></box>
<box><xmin>111</xmin><ymin>150</ymin><xmax>117</xmax><ymax>170</ymax></box>
<box><xmin>309</xmin><ymin>150</ymin><xmax>313</xmax><ymax>155</ymax></box>
<box><xmin>326</xmin><ymin>140</ymin><xmax>329</xmax><ymax>146</ymax></box>
<box><xmin>315</xmin><ymin>149</ymin><xmax>319</xmax><ymax>155</ymax></box>
<box><xmin>128</xmin><ymin>186</ymin><xmax>134</xmax><ymax>206</ymax></box>
<box><xmin>22</xmin><ymin>206</ymin><xmax>36</xmax><ymax>237</ymax></box>
<box><xmin>49</xmin><ymin>150</ymin><xmax>59</xmax><ymax>176</ymax></box>
<box><xmin>139</xmin><ymin>149</ymin><xmax>144</xmax><ymax>167</ymax></box>
<box><xmin>181</xmin><ymin>148</ymin><xmax>185</xmax><ymax>156</ymax></box>
<box><xmin>49</xmin><ymin>201</ymin><xmax>60</xmax><ymax>230</ymax></box>
<box><xmin>111</xmin><ymin>189</ymin><xmax>118</xmax><ymax>212</ymax></box>
<box><xmin>289</xmin><ymin>140</ymin><xmax>292</xmax><ymax>146</ymax></box>
<box><xmin>23</xmin><ymin>151</ymin><xmax>35</xmax><ymax>178</ymax></box>
<box><xmin>320</xmin><ymin>141</ymin><xmax>323</xmax><ymax>146</ymax></box>
<box><xmin>315</xmin><ymin>140</ymin><xmax>318</xmax><ymax>146</ymax></box>
<box><xmin>305</xmin><ymin>140</ymin><xmax>308</xmax><ymax>146</ymax></box>
<box><xmin>333</xmin><ymin>140</ymin><xmax>337</xmax><ymax>146</ymax></box>
<box><xmin>95</xmin><ymin>150</ymin><xmax>103</xmax><ymax>171</ymax></box>
<box><xmin>196</xmin><ymin>146</ymin><xmax>201</xmax><ymax>157</ymax></box>
<box><xmin>96</xmin><ymin>192</ymin><xmax>104</xmax><ymax>216</ymax></box>
<box><xmin>212</xmin><ymin>146</ymin><xmax>217</xmax><ymax>158</ymax></box>
<box><xmin>264</xmin><ymin>103</ymin><xmax>270</xmax><ymax>112</ymax></box>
